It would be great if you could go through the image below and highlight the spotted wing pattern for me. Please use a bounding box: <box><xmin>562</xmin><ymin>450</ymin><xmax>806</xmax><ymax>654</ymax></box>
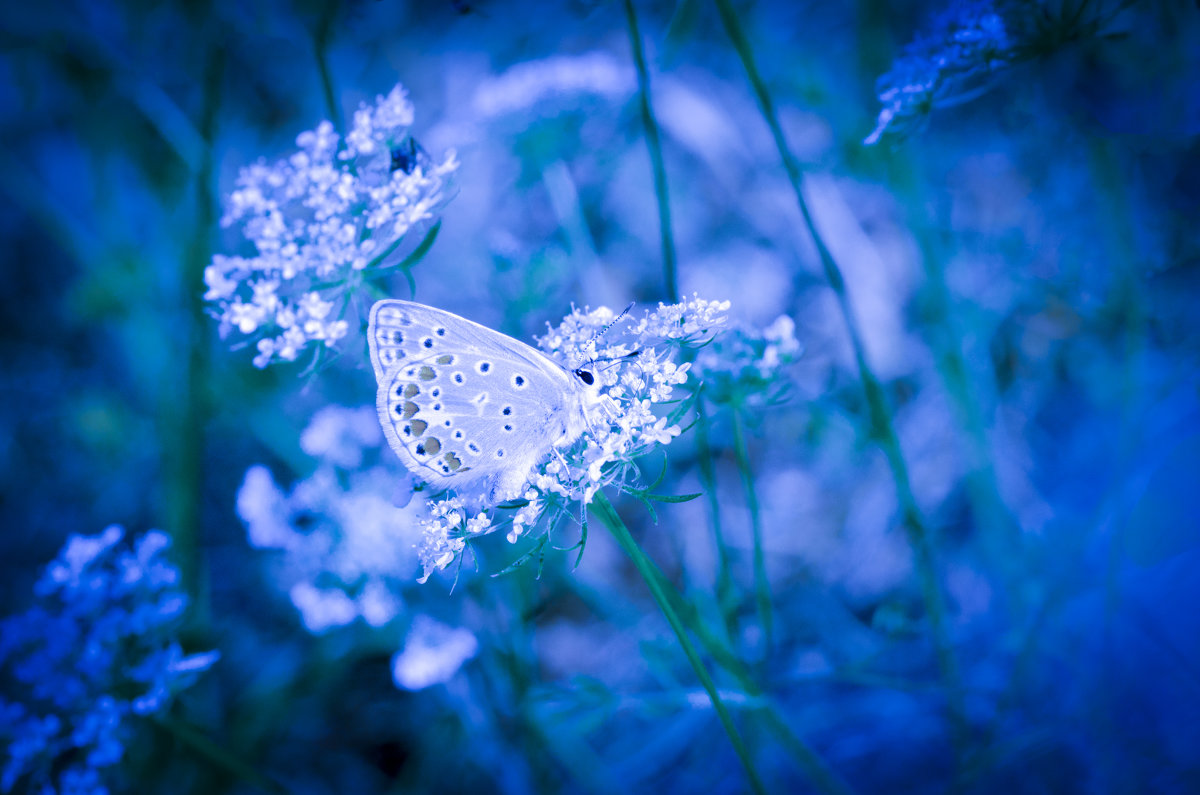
<box><xmin>368</xmin><ymin>299</ymin><xmax>590</xmax><ymax>505</ymax></box>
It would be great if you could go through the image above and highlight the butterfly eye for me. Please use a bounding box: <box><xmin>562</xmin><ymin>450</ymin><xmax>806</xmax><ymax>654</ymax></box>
<box><xmin>575</xmin><ymin>369</ymin><xmax>595</xmax><ymax>386</ymax></box>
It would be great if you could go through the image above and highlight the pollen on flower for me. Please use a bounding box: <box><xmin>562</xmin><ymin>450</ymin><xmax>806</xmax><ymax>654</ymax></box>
<box><xmin>207</xmin><ymin>83</ymin><xmax>459</xmax><ymax>368</ymax></box>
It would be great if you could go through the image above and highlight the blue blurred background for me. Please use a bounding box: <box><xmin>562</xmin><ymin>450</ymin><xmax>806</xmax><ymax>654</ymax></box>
<box><xmin>2</xmin><ymin>0</ymin><xmax>1199</xmax><ymax>792</ymax></box>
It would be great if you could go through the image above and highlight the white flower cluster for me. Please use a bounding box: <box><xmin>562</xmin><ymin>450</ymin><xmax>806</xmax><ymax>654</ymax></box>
<box><xmin>390</xmin><ymin>615</ymin><xmax>479</xmax><ymax>692</ymax></box>
<box><xmin>236</xmin><ymin>406</ymin><xmax>424</xmax><ymax>630</ymax></box>
<box><xmin>693</xmin><ymin>314</ymin><xmax>801</xmax><ymax>405</ymax></box>
<box><xmin>207</xmin><ymin>85</ymin><xmax>459</xmax><ymax>367</ymax></box>
<box><xmin>414</xmin><ymin>296</ymin><xmax>730</xmax><ymax>583</ymax></box>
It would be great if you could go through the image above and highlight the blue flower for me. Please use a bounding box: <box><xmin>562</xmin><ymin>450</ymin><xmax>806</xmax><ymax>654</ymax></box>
<box><xmin>0</xmin><ymin>527</ymin><xmax>218</xmax><ymax>795</ymax></box>
<box><xmin>866</xmin><ymin>0</ymin><xmax>1013</xmax><ymax>144</ymax></box>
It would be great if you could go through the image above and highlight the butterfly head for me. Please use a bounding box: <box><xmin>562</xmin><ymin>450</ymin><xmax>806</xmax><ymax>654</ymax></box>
<box><xmin>565</xmin><ymin>365</ymin><xmax>620</xmax><ymax>443</ymax></box>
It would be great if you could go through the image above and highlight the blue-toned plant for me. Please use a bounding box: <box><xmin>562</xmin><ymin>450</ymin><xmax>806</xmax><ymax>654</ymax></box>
<box><xmin>0</xmin><ymin>527</ymin><xmax>218</xmax><ymax>795</ymax></box>
<box><xmin>206</xmin><ymin>84</ymin><xmax>458</xmax><ymax>368</ymax></box>
<box><xmin>866</xmin><ymin>0</ymin><xmax>1137</xmax><ymax>144</ymax></box>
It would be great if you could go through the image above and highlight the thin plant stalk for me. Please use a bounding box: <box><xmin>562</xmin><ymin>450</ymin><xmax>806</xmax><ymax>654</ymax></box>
<box><xmin>163</xmin><ymin>44</ymin><xmax>223</xmax><ymax>621</ymax></box>
<box><xmin>884</xmin><ymin>157</ymin><xmax>1024</xmax><ymax>597</ymax></box>
<box><xmin>671</xmin><ymin>589</ymin><xmax>857</xmax><ymax>795</ymax></box>
<box><xmin>314</xmin><ymin>1</ymin><xmax>344</xmax><ymax>134</ymax></box>
<box><xmin>623</xmin><ymin>0</ymin><xmax>679</xmax><ymax>301</ymax></box>
<box><xmin>469</xmin><ymin>570</ymin><xmax>570</xmax><ymax>793</ymax></box>
<box><xmin>155</xmin><ymin>716</ymin><xmax>287</xmax><ymax>794</ymax></box>
<box><xmin>713</xmin><ymin>0</ymin><xmax>968</xmax><ymax>752</ymax></box>
<box><xmin>731</xmin><ymin>407</ymin><xmax>773</xmax><ymax>655</ymax></box>
<box><xmin>1086</xmin><ymin>135</ymin><xmax>1147</xmax><ymax>613</ymax></box>
<box><xmin>593</xmin><ymin>494</ymin><xmax>857</xmax><ymax>795</ymax></box>
<box><xmin>591</xmin><ymin>492</ymin><xmax>768</xmax><ymax>795</ymax></box>
<box><xmin>695</xmin><ymin>399</ymin><xmax>737</xmax><ymax>620</ymax></box>
<box><xmin>919</xmin><ymin>235</ymin><xmax>1021</xmax><ymax>557</ymax></box>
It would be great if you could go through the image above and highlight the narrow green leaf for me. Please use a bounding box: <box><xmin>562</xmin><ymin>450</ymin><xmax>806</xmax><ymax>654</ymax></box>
<box><xmin>644</xmin><ymin>491</ymin><xmax>703</xmax><ymax>504</ymax></box>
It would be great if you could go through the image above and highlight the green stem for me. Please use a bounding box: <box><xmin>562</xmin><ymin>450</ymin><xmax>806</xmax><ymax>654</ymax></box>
<box><xmin>155</xmin><ymin>716</ymin><xmax>287</xmax><ymax>794</ymax></box>
<box><xmin>623</xmin><ymin>0</ymin><xmax>679</xmax><ymax>302</ymax></box>
<box><xmin>314</xmin><ymin>1</ymin><xmax>344</xmax><ymax>134</ymax></box>
<box><xmin>713</xmin><ymin>0</ymin><xmax>968</xmax><ymax>753</ymax></box>
<box><xmin>591</xmin><ymin>492</ymin><xmax>768</xmax><ymax>795</ymax></box>
<box><xmin>1086</xmin><ymin>135</ymin><xmax>1146</xmax><ymax>612</ymax></box>
<box><xmin>695</xmin><ymin>399</ymin><xmax>736</xmax><ymax>619</ymax></box>
<box><xmin>593</xmin><ymin>494</ymin><xmax>856</xmax><ymax>795</ymax></box>
<box><xmin>165</xmin><ymin>41</ymin><xmax>222</xmax><ymax>622</ymax></box>
<box><xmin>731</xmin><ymin>407</ymin><xmax>773</xmax><ymax>655</ymax></box>
<box><xmin>543</xmin><ymin>162</ymin><xmax>602</xmax><ymax>268</ymax></box>
<box><xmin>756</xmin><ymin>709</ymin><xmax>858</xmax><ymax>795</ymax></box>
<box><xmin>883</xmin><ymin>156</ymin><xmax>1024</xmax><ymax>597</ymax></box>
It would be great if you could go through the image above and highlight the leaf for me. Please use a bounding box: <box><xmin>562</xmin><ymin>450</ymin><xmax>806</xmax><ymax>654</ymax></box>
<box><xmin>643</xmin><ymin>492</ymin><xmax>703</xmax><ymax>504</ymax></box>
<box><xmin>395</xmin><ymin>219</ymin><xmax>442</xmax><ymax>271</ymax></box>
<box><xmin>363</xmin><ymin>219</ymin><xmax>442</xmax><ymax>297</ymax></box>
<box><xmin>493</xmin><ymin>535</ymin><xmax>550</xmax><ymax>577</ymax></box>
<box><xmin>642</xmin><ymin>453</ymin><xmax>670</xmax><ymax>491</ymax></box>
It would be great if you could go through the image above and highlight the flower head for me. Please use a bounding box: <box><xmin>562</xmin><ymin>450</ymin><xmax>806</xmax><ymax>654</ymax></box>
<box><xmin>0</xmin><ymin>527</ymin><xmax>217</xmax><ymax>795</ymax></box>
<box><xmin>390</xmin><ymin>616</ymin><xmax>478</xmax><ymax>691</ymax></box>
<box><xmin>865</xmin><ymin>1</ymin><xmax>1013</xmax><ymax>144</ymax></box>
<box><xmin>412</xmin><ymin>295</ymin><xmax>730</xmax><ymax>583</ymax></box>
<box><xmin>208</xmin><ymin>84</ymin><xmax>458</xmax><ymax>367</ymax></box>
<box><xmin>237</xmin><ymin>406</ymin><xmax>424</xmax><ymax>630</ymax></box>
<box><xmin>693</xmin><ymin>313</ymin><xmax>802</xmax><ymax>406</ymax></box>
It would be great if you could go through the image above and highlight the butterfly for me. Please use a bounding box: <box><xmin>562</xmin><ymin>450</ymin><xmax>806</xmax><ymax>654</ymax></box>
<box><xmin>367</xmin><ymin>299</ymin><xmax>611</xmax><ymax>507</ymax></box>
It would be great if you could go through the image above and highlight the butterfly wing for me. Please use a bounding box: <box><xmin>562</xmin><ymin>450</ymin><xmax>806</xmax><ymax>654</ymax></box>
<box><xmin>368</xmin><ymin>299</ymin><xmax>589</xmax><ymax>505</ymax></box>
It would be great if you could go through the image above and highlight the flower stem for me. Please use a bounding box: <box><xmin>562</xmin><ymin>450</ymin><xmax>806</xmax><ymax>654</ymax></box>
<box><xmin>713</xmin><ymin>0</ymin><xmax>968</xmax><ymax>754</ymax></box>
<box><xmin>732</xmin><ymin>407</ymin><xmax>773</xmax><ymax>655</ymax></box>
<box><xmin>313</xmin><ymin>1</ymin><xmax>344</xmax><ymax>135</ymax></box>
<box><xmin>591</xmin><ymin>491</ymin><xmax>768</xmax><ymax>795</ymax></box>
<box><xmin>593</xmin><ymin>493</ymin><xmax>857</xmax><ymax>795</ymax></box>
<box><xmin>155</xmin><ymin>715</ymin><xmax>287</xmax><ymax>794</ymax></box>
<box><xmin>622</xmin><ymin>0</ymin><xmax>679</xmax><ymax>302</ymax></box>
<box><xmin>694</xmin><ymin>400</ymin><xmax>737</xmax><ymax>619</ymax></box>
<box><xmin>883</xmin><ymin>157</ymin><xmax>1023</xmax><ymax>593</ymax></box>
<box><xmin>164</xmin><ymin>42</ymin><xmax>222</xmax><ymax>626</ymax></box>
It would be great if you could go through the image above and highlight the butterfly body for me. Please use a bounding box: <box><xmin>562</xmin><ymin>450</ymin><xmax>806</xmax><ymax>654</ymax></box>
<box><xmin>368</xmin><ymin>299</ymin><xmax>604</xmax><ymax>506</ymax></box>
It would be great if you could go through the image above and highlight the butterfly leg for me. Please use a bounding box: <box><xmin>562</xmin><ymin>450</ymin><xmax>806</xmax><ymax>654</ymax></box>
<box><xmin>580</xmin><ymin>394</ymin><xmax>621</xmax><ymax>440</ymax></box>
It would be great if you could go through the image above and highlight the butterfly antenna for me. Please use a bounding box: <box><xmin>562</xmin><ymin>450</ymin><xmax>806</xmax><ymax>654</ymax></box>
<box><xmin>592</xmin><ymin>349</ymin><xmax>641</xmax><ymax>375</ymax></box>
<box><xmin>580</xmin><ymin>302</ymin><xmax>636</xmax><ymax>371</ymax></box>
<box><xmin>584</xmin><ymin>302</ymin><xmax>635</xmax><ymax>350</ymax></box>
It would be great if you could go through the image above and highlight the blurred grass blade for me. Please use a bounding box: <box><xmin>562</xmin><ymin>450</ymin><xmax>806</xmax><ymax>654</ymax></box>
<box><xmin>623</xmin><ymin>0</ymin><xmax>679</xmax><ymax>301</ymax></box>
